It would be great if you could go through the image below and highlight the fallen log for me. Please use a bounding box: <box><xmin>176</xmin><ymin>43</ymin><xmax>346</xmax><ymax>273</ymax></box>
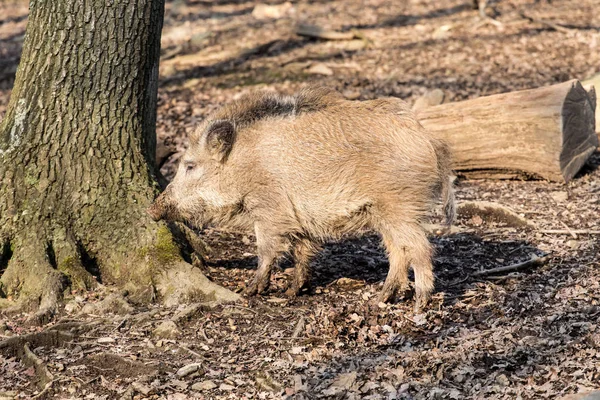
<box><xmin>416</xmin><ymin>80</ymin><xmax>597</xmax><ymax>182</ymax></box>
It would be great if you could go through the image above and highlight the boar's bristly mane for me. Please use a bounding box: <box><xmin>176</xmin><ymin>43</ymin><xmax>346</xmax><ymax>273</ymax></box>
<box><xmin>211</xmin><ymin>86</ymin><xmax>342</xmax><ymax>129</ymax></box>
<box><xmin>191</xmin><ymin>87</ymin><xmax>344</xmax><ymax>144</ymax></box>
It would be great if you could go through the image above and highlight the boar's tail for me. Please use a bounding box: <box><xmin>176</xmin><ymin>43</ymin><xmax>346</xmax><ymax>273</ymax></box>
<box><xmin>441</xmin><ymin>174</ymin><xmax>456</xmax><ymax>226</ymax></box>
<box><xmin>433</xmin><ymin>139</ymin><xmax>456</xmax><ymax>226</ymax></box>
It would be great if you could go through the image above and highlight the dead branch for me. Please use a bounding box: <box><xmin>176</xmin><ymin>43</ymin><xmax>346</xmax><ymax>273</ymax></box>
<box><xmin>540</xmin><ymin>229</ymin><xmax>600</xmax><ymax>235</ymax></box>
<box><xmin>31</xmin><ymin>380</ymin><xmax>57</xmax><ymax>400</ymax></box>
<box><xmin>472</xmin><ymin>254</ymin><xmax>550</xmax><ymax>277</ymax></box>
<box><xmin>520</xmin><ymin>12</ymin><xmax>576</xmax><ymax>34</ymax></box>
<box><xmin>177</xmin><ymin>343</ymin><xmax>207</xmax><ymax>361</ymax></box>
<box><xmin>582</xmin><ymin>73</ymin><xmax>600</xmax><ymax>136</ymax></box>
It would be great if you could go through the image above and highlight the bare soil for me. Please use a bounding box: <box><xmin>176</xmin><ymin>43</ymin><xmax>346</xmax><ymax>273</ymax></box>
<box><xmin>1</xmin><ymin>0</ymin><xmax>600</xmax><ymax>399</ymax></box>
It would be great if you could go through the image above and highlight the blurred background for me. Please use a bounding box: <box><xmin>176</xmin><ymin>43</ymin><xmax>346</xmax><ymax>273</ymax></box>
<box><xmin>1</xmin><ymin>0</ymin><xmax>598</xmax><ymax>179</ymax></box>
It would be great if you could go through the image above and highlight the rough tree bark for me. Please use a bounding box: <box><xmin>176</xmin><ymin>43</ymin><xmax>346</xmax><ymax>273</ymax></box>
<box><xmin>0</xmin><ymin>0</ymin><xmax>238</xmax><ymax>323</ymax></box>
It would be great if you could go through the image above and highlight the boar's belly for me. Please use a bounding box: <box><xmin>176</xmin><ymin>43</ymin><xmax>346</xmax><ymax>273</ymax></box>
<box><xmin>298</xmin><ymin>199</ymin><xmax>373</xmax><ymax>239</ymax></box>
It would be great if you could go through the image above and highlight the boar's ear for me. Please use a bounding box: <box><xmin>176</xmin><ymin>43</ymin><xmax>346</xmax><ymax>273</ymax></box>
<box><xmin>205</xmin><ymin>120</ymin><xmax>236</xmax><ymax>162</ymax></box>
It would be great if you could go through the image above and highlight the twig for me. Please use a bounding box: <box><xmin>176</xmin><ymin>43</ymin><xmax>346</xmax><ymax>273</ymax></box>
<box><xmin>223</xmin><ymin>304</ymin><xmax>259</xmax><ymax>315</ymax></box>
<box><xmin>113</xmin><ymin>318</ymin><xmax>128</xmax><ymax>332</ymax></box>
<box><xmin>291</xmin><ymin>316</ymin><xmax>305</xmax><ymax>339</ymax></box>
<box><xmin>31</xmin><ymin>379</ymin><xmax>57</xmax><ymax>400</ymax></box>
<box><xmin>472</xmin><ymin>16</ymin><xmax>504</xmax><ymax>30</ymax></box>
<box><xmin>559</xmin><ymin>221</ymin><xmax>578</xmax><ymax>239</ymax></box>
<box><xmin>458</xmin><ymin>200</ymin><xmax>536</xmax><ymax>228</ymax></box>
<box><xmin>520</xmin><ymin>12</ymin><xmax>575</xmax><ymax>34</ymax></box>
<box><xmin>443</xmin><ymin>292</ymin><xmax>479</xmax><ymax>301</ymax></box>
<box><xmin>472</xmin><ymin>254</ymin><xmax>550</xmax><ymax>277</ymax></box>
<box><xmin>177</xmin><ymin>344</ymin><xmax>207</xmax><ymax>361</ymax></box>
<box><xmin>85</xmin><ymin>376</ymin><xmax>101</xmax><ymax>385</ymax></box>
<box><xmin>540</xmin><ymin>229</ymin><xmax>600</xmax><ymax>235</ymax></box>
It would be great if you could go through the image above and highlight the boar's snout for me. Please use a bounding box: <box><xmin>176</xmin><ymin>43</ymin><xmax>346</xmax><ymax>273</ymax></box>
<box><xmin>148</xmin><ymin>189</ymin><xmax>176</xmax><ymax>222</ymax></box>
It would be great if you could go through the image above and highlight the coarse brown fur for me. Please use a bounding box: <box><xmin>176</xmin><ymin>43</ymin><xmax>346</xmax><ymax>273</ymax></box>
<box><xmin>148</xmin><ymin>86</ymin><xmax>456</xmax><ymax>310</ymax></box>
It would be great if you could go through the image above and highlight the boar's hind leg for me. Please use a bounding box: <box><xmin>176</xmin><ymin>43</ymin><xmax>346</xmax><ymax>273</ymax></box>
<box><xmin>244</xmin><ymin>228</ymin><xmax>286</xmax><ymax>296</ymax></box>
<box><xmin>410</xmin><ymin>227</ymin><xmax>434</xmax><ymax>313</ymax></box>
<box><xmin>379</xmin><ymin>223</ymin><xmax>434</xmax><ymax>311</ymax></box>
<box><xmin>285</xmin><ymin>239</ymin><xmax>319</xmax><ymax>297</ymax></box>
<box><xmin>379</xmin><ymin>229</ymin><xmax>411</xmax><ymax>304</ymax></box>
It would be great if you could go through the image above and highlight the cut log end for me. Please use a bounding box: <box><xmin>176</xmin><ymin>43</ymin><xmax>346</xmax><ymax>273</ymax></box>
<box><xmin>560</xmin><ymin>82</ymin><xmax>598</xmax><ymax>182</ymax></box>
<box><xmin>417</xmin><ymin>79</ymin><xmax>598</xmax><ymax>183</ymax></box>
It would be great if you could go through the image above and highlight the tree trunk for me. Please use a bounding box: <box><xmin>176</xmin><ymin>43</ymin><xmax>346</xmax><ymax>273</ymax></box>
<box><xmin>0</xmin><ymin>0</ymin><xmax>238</xmax><ymax>323</ymax></box>
<box><xmin>415</xmin><ymin>80</ymin><xmax>598</xmax><ymax>182</ymax></box>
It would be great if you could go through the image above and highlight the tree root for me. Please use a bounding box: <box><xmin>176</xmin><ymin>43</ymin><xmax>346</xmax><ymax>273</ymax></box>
<box><xmin>0</xmin><ymin>222</ymin><xmax>239</xmax><ymax>322</ymax></box>
<box><xmin>0</xmin><ymin>237</ymin><xmax>66</xmax><ymax>324</ymax></box>
<box><xmin>0</xmin><ymin>229</ymin><xmax>102</xmax><ymax>324</ymax></box>
<box><xmin>51</xmin><ymin>227</ymin><xmax>99</xmax><ymax>291</ymax></box>
<box><xmin>86</xmin><ymin>352</ymin><xmax>157</xmax><ymax>377</ymax></box>
<box><xmin>0</xmin><ymin>330</ymin><xmax>74</xmax><ymax>358</ymax></box>
<box><xmin>156</xmin><ymin>261</ymin><xmax>240</xmax><ymax>308</ymax></box>
<box><xmin>23</xmin><ymin>343</ymin><xmax>54</xmax><ymax>388</ymax></box>
<box><xmin>0</xmin><ymin>328</ymin><xmax>76</xmax><ymax>397</ymax></box>
<box><xmin>80</xmin><ymin>292</ymin><xmax>134</xmax><ymax>316</ymax></box>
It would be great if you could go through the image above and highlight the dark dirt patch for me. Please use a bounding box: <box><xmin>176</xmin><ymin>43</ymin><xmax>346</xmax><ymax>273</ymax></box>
<box><xmin>81</xmin><ymin>352</ymin><xmax>159</xmax><ymax>380</ymax></box>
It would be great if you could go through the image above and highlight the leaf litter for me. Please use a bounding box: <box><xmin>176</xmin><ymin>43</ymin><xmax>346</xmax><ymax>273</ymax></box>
<box><xmin>1</xmin><ymin>0</ymin><xmax>600</xmax><ymax>398</ymax></box>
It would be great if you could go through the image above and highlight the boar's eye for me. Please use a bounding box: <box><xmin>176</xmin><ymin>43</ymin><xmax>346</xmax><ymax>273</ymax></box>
<box><xmin>184</xmin><ymin>161</ymin><xmax>196</xmax><ymax>173</ymax></box>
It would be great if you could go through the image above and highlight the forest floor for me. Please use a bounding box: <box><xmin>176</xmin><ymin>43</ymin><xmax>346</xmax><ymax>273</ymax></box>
<box><xmin>1</xmin><ymin>0</ymin><xmax>600</xmax><ymax>399</ymax></box>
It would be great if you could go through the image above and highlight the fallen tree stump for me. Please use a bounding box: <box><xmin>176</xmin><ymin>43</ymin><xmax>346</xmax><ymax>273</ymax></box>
<box><xmin>416</xmin><ymin>80</ymin><xmax>598</xmax><ymax>182</ymax></box>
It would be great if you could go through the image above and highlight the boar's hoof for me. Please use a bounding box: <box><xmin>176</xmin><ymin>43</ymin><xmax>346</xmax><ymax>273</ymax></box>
<box><xmin>414</xmin><ymin>290</ymin><xmax>431</xmax><ymax>314</ymax></box>
<box><xmin>379</xmin><ymin>281</ymin><xmax>412</xmax><ymax>304</ymax></box>
<box><xmin>397</xmin><ymin>284</ymin><xmax>412</xmax><ymax>300</ymax></box>
<box><xmin>243</xmin><ymin>276</ymin><xmax>270</xmax><ymax>297</ymax></box>
<box><xmin>378</xmin><ymin>283</ymin><xmax>399</xmax><ymax>304</ymax></box>
<box><xmin>285</xmin><ymin>278</ymin><xmax>311</xmax><ymax>298</ymax></box>
<box><xmin>284</xmin><ymin>282</ymin><xmax>311</xmax><ymax>298</ymax></box>
<box><xmin>243</xmin><ymin>284</ymin><xmax>258</xmax><ymax>297</ymax></box>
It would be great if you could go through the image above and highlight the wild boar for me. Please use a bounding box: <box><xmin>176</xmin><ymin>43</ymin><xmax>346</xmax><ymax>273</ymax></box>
<box><xmin>148</xmin><ymin>87</ymin><xmax>455</xmax><ymax>310</ymax></box>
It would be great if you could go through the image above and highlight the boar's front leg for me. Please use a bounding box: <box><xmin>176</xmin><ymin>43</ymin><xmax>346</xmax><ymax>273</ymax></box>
<box><xmin>285</xmin><ymin>238</ymin><xmax>320</xmax><ymax>297</ymax></box>
<box><xmin>244</xmin><ymin>227</ymin><xmax>286</xmax><ymax>296</ymax></box>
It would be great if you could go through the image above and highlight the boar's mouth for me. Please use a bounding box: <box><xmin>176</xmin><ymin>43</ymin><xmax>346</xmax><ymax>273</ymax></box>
<box><xmin>147</xmin><ymin>196</ymin><xmax>180</xmax><ymax>222</ymax></box>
